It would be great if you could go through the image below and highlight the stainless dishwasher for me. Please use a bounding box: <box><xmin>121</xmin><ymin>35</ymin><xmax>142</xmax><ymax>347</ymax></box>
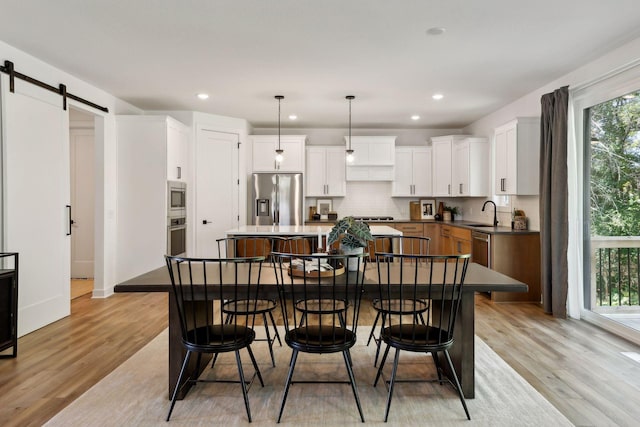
<box><xmin>471</xmin><ymin>231</ymin><xmax>490</xmax><ymax>268</ymax></box>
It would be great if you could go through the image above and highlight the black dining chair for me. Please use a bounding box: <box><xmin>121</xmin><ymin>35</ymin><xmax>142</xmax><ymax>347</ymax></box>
<box><xmin>165</xmin><ymin>255</ymin><xmax>265</xmax><ymax>422</ymax></box>
<box><xmin>367</xmin><ymin>235</ymin><xmax>431</xmax><ymax>366</ymax></box>
<box><xmin>373</xmin><ymin>252</ymin><xmax>470</xmax><ymax>422</ymax></box>
<box><xmin>216</xmin><ymin>236</ymin><xmax>283</xmax><ymax>367</ymax></box>
<box><xmin>271</xmin><ymin>251</ymin><xmax>368</xmax><ymax>423</ymax></box>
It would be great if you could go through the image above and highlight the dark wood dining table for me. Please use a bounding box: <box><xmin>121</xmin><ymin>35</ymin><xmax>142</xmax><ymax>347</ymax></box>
<box><xmin>115</xmin><ymin>261</ymin><xmax>527</xmax><ymax>399</ymax></box>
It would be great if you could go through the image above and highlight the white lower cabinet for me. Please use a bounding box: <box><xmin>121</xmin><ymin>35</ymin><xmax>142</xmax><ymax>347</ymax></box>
<box><xmin>306</xmin><ymin>146</ymin><xmax>346</xmax><ymax>197</ymax></box>
<box><xmin>392</xmin><ymin>146</ymin><xmax>432</xmax><ymax>197</ymax></box>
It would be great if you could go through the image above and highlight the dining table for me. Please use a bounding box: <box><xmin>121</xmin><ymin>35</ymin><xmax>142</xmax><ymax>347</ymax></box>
<box><xmin>114</xmin><ymin>259</ymin><xmax>527</xmax><ymax>400</ymax></box>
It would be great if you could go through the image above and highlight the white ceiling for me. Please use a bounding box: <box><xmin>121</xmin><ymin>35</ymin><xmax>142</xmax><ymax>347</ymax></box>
<box><xmin>1</xmin><ymin>1</ymin><xmax>640</xmax><ymax>129</ymax></box>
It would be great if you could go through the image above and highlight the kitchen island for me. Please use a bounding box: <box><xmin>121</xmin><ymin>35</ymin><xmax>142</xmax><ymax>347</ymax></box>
<box><xmin>225</xmin><ymin>224</ymin><xmax>402</xmax><ymax>237</ymax></box>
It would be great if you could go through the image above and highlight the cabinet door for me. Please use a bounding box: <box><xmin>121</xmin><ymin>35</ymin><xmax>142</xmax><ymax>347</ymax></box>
<box><xmin>253</xmin><ymin>136</ymin><xmax>304</xmax><ymax>172</ymax></box>
<box><xmin>279</xmin><ymin>139</ymin><xmax>304</xmax><ymax>172</ymax></box>
<box><xmin>494</xmin><ymin>128</ymin><xmax>507</xmax><ymax>194</ymax></box>
<box><xmin>167</xmin><ymin>122</ymin><xmax>188</xmax><ymax>181</ymax></box>
<box><xmin>324</xmin><ymin>147</ymin><xmax>346</xmax><ymax>196</ymax></box>
<box><xmin>453</xmin><ymin>237</ymin><xmax>472</xmax><ymax>255</ymax></box>
<box><xmin>393</xmin><ymin>148</ymin><xmax>413</xmax><ymax>196</ymax></box>
<box><xmin>413</xmin><ymin>147</ymin><xmax>432</xmax><ymax>197</ymax></box>
<box><xmin>305</xmin><ymin>147</ymin><xmax>327</xmax><ymax>196</ymax></box>
<box><xmin>504</xmin><ymin>126</ymin><xmax>518</xmax><ymax>194</ymax></box>
<box><xmin>252</xmin><ymin>139</ymin><xmax>278</xmax><ymax>172</ymax></box>
<box><xmin>454</xmin><ymin>141</ymin><xmax>470</xmax><ymax>196</ymax></box>
<box><xmin>432</xmin><ymin>139</ymin><xmax>452</xmax><ymax>196</ymax></box>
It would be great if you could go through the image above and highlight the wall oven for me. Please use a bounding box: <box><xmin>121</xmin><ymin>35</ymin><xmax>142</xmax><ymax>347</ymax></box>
<box><xmin>167</xmin><ymin>181</ymin><xmax>186</xmax><ymax>256</ymax></box>
<box><xmin>168</xmin><ymin>181</ymin><xmax>186</xmax><ymax>217</ymax></box>
<box><xmin>167</xmin><ymin>217</ymin><xmax>186</xmax><ymax>256</ymax></box>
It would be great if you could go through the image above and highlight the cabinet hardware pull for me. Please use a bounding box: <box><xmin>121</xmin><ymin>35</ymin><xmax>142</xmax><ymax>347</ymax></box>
<box><xmin>448</xmin><ymin>184</ymin><xmax>451</xmax><ymax>195</ymax></box>
<box><xmin>459</xmin><ymin>183</ymin><xmax>463</xmax><ymax>194</ymax></box>
<box><xmin>177</xmin><ymin>166</ymin><xmax>181</xmax><ymax>179</ymax></box>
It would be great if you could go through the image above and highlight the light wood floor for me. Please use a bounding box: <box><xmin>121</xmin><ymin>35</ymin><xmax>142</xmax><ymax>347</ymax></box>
<box><xmin>1</xmin><ymin>292</ymin><xmax>639</xmax><ymax>426</ymax></box>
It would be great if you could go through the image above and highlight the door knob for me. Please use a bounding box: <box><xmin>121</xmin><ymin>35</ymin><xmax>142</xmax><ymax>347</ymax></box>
<box><xmin>202</xmin><ymin>219</ymin><xmax>210</xmax><ymax>225</ymax></box>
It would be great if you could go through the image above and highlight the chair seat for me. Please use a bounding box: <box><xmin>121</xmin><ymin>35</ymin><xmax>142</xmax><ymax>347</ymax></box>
<box><xmin>183</xmin><ymin>324</ymin><xmax>256</xmax><ymax>353</ymax></box>
<box><xmin>372</xmin><ymin>298</ymin><xmax>428</xmax><ymax>315</ymax></box>
<box><xmin>222</xmin><ymin>298</ymin><xmax>277</xmax><ymax>315</ymax></box>
<box><xmin>381</xmin><ymin>324</ymin><xmax>452</xmax><ymax>352</ymax></box>
<box><xmin>294</xmin><ymin>298</ymin><xmax>348</xmax><ymax>315</ymax></box>
<box><xmin>286</xmin><ymin>326</ymin><xmax>356</xmax><ymax>353</ymax></box>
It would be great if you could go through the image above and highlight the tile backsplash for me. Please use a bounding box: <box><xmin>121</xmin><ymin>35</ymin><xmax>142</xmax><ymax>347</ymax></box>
<box><xmin>306</xmin><ymin>181</ymin><xmax>416</xmax><ymax>219</ymax></box>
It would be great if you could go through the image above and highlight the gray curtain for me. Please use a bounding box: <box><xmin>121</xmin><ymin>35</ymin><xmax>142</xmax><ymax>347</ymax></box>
<box><xmin>539</xmin><ymin>86</ymin><xmax>569</xmax><ymax>317</ymax></box>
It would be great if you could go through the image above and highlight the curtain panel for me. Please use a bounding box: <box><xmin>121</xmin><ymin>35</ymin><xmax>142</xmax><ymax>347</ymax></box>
<box><xmin>540</xmin><ymin>86</ymin><xmax>569</xmax><ymax>317</ymax></box>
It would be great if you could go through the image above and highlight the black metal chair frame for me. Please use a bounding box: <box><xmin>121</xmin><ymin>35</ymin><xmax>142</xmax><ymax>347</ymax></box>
<box><xmin>272</xmin><ymin>251</ymin><xmax>368</xmax><ymax>423</ymax></box>
<box><xmin>216</xmin><ymin>236</ymin><xmax>284</xmax><ymax>367</ymax></box>
<box><xmin>373</xmin><ymin>252</ymin><xmax>471</xmax><ymax>422</ymax></box>
<box><xmin>165</xmin><ymin>255</ymin><xmax>266</xmax><ymax>422</ymax></box>
<box><xmin>367</xmin><ymin>235</ymin><xmax>431</xmax><ymax>366</ymax></box>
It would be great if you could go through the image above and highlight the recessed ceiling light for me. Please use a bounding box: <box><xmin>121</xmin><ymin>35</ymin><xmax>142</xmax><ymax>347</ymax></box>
<box><xmin>432</xmin><ymin>93</ymin><xmax>444</xmax><ymax>100</ymax></box>
<box><xmin>411</xmin><ymin>115</ymin><xmax>420</xmax><ymax>120</ymax></box>
<box><xmin>197</xmin><ymin>93</ymin><xmax>209</xmax><ymax>100</ymax></box>
<box><xmin>426</xmin><ymin>27</ymin><xmax>446</xmax><ymax>36</ymax></box>
<box><xmin>289</xmin><ymin>114</ymin><xmax>297</xmax><ymax>120</ymax></box>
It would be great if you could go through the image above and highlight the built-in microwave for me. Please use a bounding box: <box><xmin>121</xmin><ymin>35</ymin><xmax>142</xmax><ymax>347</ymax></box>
<box><xmin>168</xmin><ymin>181</ymin><xmax>186</xmax><ymax>217</ymax></box>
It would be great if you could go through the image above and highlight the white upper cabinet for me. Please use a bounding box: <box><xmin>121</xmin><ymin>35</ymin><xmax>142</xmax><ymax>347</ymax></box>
<box><xmin>431</xmin><ymin>135</ymin><xmax>470</xmax><ymax>196</ymax></box>
<box><xmin>452</xmin><ymin>137</ymin><xmax>489</xmax><ymax>197</ymax></box>
<box><xmin>345</xmin><ymin>136</ymin><xmax>396</xmax><ymax>181</ymax></box>
<box><xmin>392</xmin><ymin>146</ymin><xmax>432</xmax><ymax>197</ymax></box>
<box><xmin>494</xmin><ymin>118</ymin><xmax>540</xmax><ymax>195</ymax></box>
<box><xmin>251</xmin><ymin>135</ymin><xmax>306</xmax><ymax>172</ymax></box>
<box><xmin>166</xmin><ymin>119</ymin><xmax>189</xmax><ymax>181</ymax></box>
<box><xmin>306</xmin><ymin>146</ymin><xmax>346</xmax><ymax>197</ymax></box>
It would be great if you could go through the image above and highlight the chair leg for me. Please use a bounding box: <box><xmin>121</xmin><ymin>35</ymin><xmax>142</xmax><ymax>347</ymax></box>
<box><xmin>277</xmin><ymin>349</ymin><xmax>299</xmax><ymax>423</ymax></box>
<box><xmin>443</xmin><ymin>349</ymin><xmax>471</xmax><ymax>420</ymax></box>
<box><xmin>267</xmin><ymin>309</ymin><xmax>282</xmax><ymax>346</ymax></box>
<box><xmin>374</xmin><ymin>343</ymin><xmax>391</xmax><ymax>387</ymax></box>
<box><xmin>262</xmin><ymin>312</ymin><xmax>276</xmax><ymax>367</ymax></box>
<box><xmin>166</xmin><ymin>350</ymin><xmax>192</xmax><ymax>421</ymax></box>
<box><xmin>235</xmin><ymin>349</ymin><xmax>252</xmax><ymax>423</ymax></box>
<box><xmin>383</xmin><ymin>347</ymin><xmax>401</xmax><ymax>422</ymax></box>
<box><xmin>373</xmin><ymin>313</ymin><xmax>387</xmax><ymax>367</ymax></box>
<box><xmin>246</xmin><ymin>344</ymin><xmax>265</xmax><ymax>387</ymax></box>
<box><xmin>343</xmin><ymin>350</ymin><xmax>365</xmax><ymax>422</ymax></box>
<box><xmin>431</xmin><ymin>351</ymin><xmax>444</xmax><ymax>383</ymax></box>
<box><xmin>367</xmin><ymin>310</ymin><xmax>381</xmax><ymax>346</ymax></box>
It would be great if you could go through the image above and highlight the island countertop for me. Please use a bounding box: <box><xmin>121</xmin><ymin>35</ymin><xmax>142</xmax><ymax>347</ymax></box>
<box><xmin>225</xmin><ymin>225</ymin><xmax>402</xmax><ymax>236</ymax></box>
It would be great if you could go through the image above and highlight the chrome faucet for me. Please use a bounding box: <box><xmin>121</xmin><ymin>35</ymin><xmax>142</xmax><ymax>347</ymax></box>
<box><xmin>482</xmin><ymin>200</ymin><xmax>499</xmax><ymax>227</ymax></box>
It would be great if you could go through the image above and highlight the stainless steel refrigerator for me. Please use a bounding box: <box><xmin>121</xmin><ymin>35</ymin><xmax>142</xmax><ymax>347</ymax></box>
<box><xmin>252</xmin><ymin>173</ymin><xmax>303</xmax><ymax>225</ymax></box>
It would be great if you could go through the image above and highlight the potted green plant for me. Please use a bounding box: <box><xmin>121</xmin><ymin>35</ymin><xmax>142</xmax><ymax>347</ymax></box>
<box><xmin>327</xmin><ymin>216</ymin><xmax>373</xmax><ymax>270</ymax></box>
<box><xmin>442</xmin><ymin>205</ymin><xmax>459</xmax><ymax>221</ymax></box>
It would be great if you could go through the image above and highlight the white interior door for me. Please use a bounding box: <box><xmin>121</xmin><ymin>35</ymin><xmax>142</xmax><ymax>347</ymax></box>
<box><xmin>195</xmin><ymin>129</ymin><xmax>239</xmax><ymax>257</ymax></box>
<box><xmin>1</xmin><ymin>76</ymin><xmax>71</xmax><ymax>336</ymax></box>
<box><xmin>70</xmin><ymin>128</ymin><xmax>95</xmax><ymax>278</ymax></box>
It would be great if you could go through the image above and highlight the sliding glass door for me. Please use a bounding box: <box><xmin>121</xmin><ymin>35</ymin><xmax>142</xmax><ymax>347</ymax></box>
<box><xmin>585</xmin><ymin>90</ymin><xmax>640</xmax><ymax>334</ymax></box>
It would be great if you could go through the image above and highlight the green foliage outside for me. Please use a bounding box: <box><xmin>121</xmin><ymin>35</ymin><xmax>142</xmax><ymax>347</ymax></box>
<box><xmin>590</xmin><ymin>92</ymin><xmax>640</xmax><ymax>306</ymax></box>
<box><xmin>590</xmin><ymin>92</ymin><xmax>640</xmax><ymax>236</ymax></box>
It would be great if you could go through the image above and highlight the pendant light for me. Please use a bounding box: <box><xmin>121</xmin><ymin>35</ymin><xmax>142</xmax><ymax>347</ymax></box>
<box><xmin>275</xmin><ymin>95</ymin><xmax>284</xmax><ymax>163</ymax></box>
<box><xmin>346</xmin><ymin>95</ymin><xmax>355</xmax><ymax>163</ymax></box>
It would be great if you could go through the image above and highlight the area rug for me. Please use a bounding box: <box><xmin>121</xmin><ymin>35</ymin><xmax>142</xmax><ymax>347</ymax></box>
<box><xmin>44</xmin><ymin>328</ymin><xmax>572</xmax><ymax>426</ymax></box>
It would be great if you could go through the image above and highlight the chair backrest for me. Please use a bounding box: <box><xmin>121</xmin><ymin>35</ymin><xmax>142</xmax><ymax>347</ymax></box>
<box><xmin>370</xmin><ymin>235</ymin><xmax>431</xmax><ymax>262</ymax></box>
<box><xmin>271</xmin><ymin>252</ymin><xmax>368</xmax><ymax>345</ymax></box>
<box><xmin>374</xmin><ymin>253</ymin><xmax>469</xmax><ymax>348</ymax></box>
<box><xmin>165</xmin><ymin>255</ymin><xmax>265</xmax><ymax>345</ymax></box>
<box><xmin>281</xmin><ymin>235</ymin><xmax>315</xmax><ymax>255</ymax></box>
<box><xmin>217</xmin><ymin>236</ymin><xmax>273</xmax><ymax>258</ymax></box>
